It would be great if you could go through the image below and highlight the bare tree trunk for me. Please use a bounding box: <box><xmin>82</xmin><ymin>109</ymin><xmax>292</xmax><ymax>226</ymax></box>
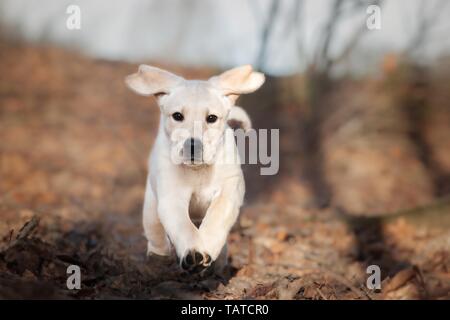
<box><xmin>256</xmin><ymin>0</ymin><xmax>280</xmax><ymax>70</ymax></box>
<box><xmin>314</xmin><ymin>0</ymin><xmax>343</xmax><ymax>75</ymax></box>
<box><xmin>406</xmin><ymin>0</ymin><xmax>449</xmax><ymax>56</ymax></box>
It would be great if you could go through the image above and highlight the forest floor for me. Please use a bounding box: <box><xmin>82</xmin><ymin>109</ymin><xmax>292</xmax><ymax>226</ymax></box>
<box><xmin>0</xmin><ymin>41</ymin><xmax>449</xmax><ymax>299</ymax></box>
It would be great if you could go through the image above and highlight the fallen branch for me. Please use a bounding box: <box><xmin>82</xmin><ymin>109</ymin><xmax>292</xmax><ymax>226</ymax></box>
<box><xmin>16</xmin><ymin>215</ymin><xmax>40</xmax><ymax>240</ymax></box>
<box><xmin>1</xmin><ymin>216</ymin><xmax>40</xmax><ymax>253</ymax></box>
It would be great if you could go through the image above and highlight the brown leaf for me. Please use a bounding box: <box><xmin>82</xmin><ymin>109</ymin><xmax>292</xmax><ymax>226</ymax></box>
<box><xmin>384</xmin><ymin>268</ymin><xmax>416</xmax><ymax>293</ymax></box>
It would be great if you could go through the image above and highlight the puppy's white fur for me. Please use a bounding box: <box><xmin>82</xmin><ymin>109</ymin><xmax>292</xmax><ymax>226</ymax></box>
<box><xmin>125</xmin><ymin>65</ymin><xmax>264</xmax><ymax>271</ymax></box>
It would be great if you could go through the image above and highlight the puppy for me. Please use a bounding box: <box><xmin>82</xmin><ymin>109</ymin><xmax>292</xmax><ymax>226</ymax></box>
<box><xmin>125</xmin><ymin>65</ymin><xmax>264</xmax><ymax>273</ymax></box>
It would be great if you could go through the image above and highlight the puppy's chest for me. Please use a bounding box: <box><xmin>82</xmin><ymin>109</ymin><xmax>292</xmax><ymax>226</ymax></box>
<box><xmin>189</xmin><ymin>185</ymin><xmax>220</xmax><ymax>221</ymax></box>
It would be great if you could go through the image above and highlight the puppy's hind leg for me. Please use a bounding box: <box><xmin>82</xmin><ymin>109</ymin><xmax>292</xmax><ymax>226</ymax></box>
<box><xmin>143</xmin><ymin>180</ymin><xmax>171</xmax><ymax>256</ymax></box>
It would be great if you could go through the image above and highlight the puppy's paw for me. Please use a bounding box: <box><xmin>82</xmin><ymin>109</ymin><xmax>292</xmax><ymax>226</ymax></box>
<box><xmin>180</xmin><ymin>249</ymin><xmax>212</xmax><ymax>274</ymax></box>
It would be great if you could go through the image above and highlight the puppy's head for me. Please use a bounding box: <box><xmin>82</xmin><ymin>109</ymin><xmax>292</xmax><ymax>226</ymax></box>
<box><xmin>125</xmin><ymin>65</ymin><xmax>264</xmax><ymax>167</ymax></box>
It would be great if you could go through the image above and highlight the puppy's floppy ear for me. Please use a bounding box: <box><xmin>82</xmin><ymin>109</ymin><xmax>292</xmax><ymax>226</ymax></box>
<box><xmin>125</xmin><ymin>64</ymin><xmax>183</xmax><ymax>97</ymax></box>
<box><xmin>209</xmin><ymin>65</ymin><xmax>265</xmax><ymax>99</ymax></box>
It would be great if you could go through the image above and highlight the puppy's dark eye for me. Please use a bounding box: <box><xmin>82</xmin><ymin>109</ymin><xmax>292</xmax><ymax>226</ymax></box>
<box><xmin>172</xmin><ymin>112</ymin><xmax>184</xmax><ymax>121</ymax></box>
<box><xmin>206</xmin><ymin>114</ymin><xmax>218</xmax><ymax>123</ymax></box>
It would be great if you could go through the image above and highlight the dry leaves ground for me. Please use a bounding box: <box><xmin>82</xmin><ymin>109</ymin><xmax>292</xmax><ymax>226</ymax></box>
<box><xmin>0</xmin><ymin>41</ymin><xmax>449</xmax><ymax>299</ymax></box>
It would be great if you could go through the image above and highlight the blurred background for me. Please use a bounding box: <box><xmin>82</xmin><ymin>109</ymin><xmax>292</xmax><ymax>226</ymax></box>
<box><xmin>1</xmin><ymin>0</ymin><xmax>450</xmax><ymax>74</ymax></box>
<box><xmin>0</xmin><ymin>0</ymin><xmax>449</xmax><ymax>299</ymax></box>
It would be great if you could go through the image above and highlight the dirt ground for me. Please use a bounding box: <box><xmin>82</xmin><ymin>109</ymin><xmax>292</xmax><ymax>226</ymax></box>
<box><xmin>0</xmin><ymin>41</ymin><xmax>449</xmax><ymax>299</ymax></box>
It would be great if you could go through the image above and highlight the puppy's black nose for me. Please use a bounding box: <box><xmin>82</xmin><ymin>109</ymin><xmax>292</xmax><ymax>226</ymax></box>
<box><xmin>183</xmin><ymin>138</ymin><xmax>203</xmax><ymax>162</ymax></box>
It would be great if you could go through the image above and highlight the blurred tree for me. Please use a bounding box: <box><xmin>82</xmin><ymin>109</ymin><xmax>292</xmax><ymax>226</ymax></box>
<box><xmin>405</xmin><ymin>0</ymin><xmax>449</xmax><ymax>59</ymax></box>
<box><xmin>255</xmin><ymin>0</ymin><xmax>280</xmax><ymax>70</ymax></box>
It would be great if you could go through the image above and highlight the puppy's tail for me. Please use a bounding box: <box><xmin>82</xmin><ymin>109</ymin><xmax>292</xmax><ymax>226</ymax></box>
<box><xmin>227</xmin><ymin>106</ymin><xmax>252</xmax><ymax>132</ymax></box>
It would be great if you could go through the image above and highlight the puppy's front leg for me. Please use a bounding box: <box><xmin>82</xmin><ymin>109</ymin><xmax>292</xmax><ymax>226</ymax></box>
<box><xmin>143</xmin><ymin>177</ymin><xmax>172</xmax><ymax>256</ymax></box>
<box><xmin>199</xmin><ymin>177</ymin><xmax>244</xmax><ymax>261</ymax></box>
<box><xmin>157</xmin><ymin>193</ymin><xmax>212</xmax><ymax>273</ymax></box>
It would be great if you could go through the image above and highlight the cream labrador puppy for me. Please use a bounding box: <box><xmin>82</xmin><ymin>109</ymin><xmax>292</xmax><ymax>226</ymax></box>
<box><xmin>125</xmin><ymin>65</ymin><xmax>264</xmax><ymax>273</ymax></box>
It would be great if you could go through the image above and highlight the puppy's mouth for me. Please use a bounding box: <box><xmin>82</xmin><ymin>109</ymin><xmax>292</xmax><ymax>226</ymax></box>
<box><xmin>183</xmin><ymin>156</ymin><xmax>204</xmax><ymax>167</ymax></box>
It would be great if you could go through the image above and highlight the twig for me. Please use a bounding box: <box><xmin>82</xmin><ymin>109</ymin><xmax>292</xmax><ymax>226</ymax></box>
<box><xmin>316</xmin><ymin>286</ymin><xmax>328</xmax><ymax>300</ymax></box>
<box><xmin>16</xmin><ymin>215</ymin><xmax>40</xmax><ymax>240</ymax></box>
<box><xmin>1</xmin><ymin>215</ymin><xmax>40</xmax><ymax>253</ymax></box>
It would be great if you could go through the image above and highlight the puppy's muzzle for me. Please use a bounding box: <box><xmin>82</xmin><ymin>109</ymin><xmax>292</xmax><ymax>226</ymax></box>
<box><xmin>183</xmin><ymin>138</ymin><xmax>203</xmax><ymax>164</ymax></box>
